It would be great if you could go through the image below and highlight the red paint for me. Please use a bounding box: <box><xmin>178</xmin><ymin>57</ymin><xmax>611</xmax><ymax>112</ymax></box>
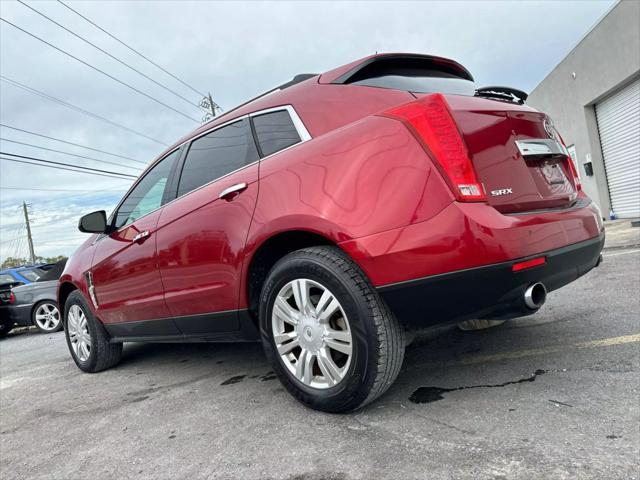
<box><xmin>59</xmin><ymin>53</ymin><xmax>604</xmax><ymax>329</ymax></box>
<box><xmin>155</xmin><ymin>163</ymin><xmax>259</xmax><ymax>318</ymax></box>
<box><xmin>90</xmin><ymin>210</ymin><xmax>170</xmax><ymax>324</ymax></box>
<box><xmin>512</xmin><ymin>257</ymin><xmax>547</xmax><ymax>272</ymax></box>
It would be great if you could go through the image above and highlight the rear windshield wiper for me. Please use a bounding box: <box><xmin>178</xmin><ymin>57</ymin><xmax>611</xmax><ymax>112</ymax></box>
<box><xmin>475</xmin><ymin>86</ymin><xmax>528</xmax><ymax>105</ymax></box>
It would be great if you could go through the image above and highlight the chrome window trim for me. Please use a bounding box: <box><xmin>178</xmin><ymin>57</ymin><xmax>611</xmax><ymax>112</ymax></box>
<box><xmin>104</xmin><ymin>105</ymin><xmax>312</xmax><ymax>237</ymax></box>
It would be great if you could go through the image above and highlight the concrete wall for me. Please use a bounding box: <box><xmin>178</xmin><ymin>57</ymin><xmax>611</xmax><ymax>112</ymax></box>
<box><xmin>527</xmin><ymin>0</ymin><xmax>640</xmax><ymax>214</ymax></box>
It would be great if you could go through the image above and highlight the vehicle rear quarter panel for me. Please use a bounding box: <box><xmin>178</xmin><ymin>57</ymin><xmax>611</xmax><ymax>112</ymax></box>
<box><xmin>240</xmin><ymin>115</ymin><xmax>453</xmax><ymax>306</ymax></box>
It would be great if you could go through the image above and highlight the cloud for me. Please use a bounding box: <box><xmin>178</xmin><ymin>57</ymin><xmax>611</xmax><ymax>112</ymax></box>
<box><xmin>0</xmin><ymin>0</ymin><xmax>615</xmax><ymax>260</ymax></box>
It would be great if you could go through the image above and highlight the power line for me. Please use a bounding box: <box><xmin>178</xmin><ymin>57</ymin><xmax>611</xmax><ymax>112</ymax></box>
<box><xmin>0</xmin><ymin>18</ymin><xmax>200</xmax><ymax>123</ymax></box>
<box><xmin>1</xmin><ymin>153</ymin><xmax>137</xmax><ymax>179</ymax></box>
<box><xmin>17</xmin><ymin>0</ymin><xmax>207</xmax><ymax>114</ymax></box>
<box><xmin>0</xmin><ymin>124</ymin><xmax>145</xmax><ymax>164</ymax></box>
<box><xmin>0</xmin><ymin>137</ymin><xmax>143</xmax><ymax>171</ymax></box>
<box><xmin>1</xmin><ymin>156</ymin><xmax>135</xmax><ymax>180</ymax></box>
<box><xmin>0</xmin><ymin>186</ymin><xmax>128</xmax><ymax>192</ymax></box>
<box><xmin>1</xmin><ymin>76</ymin><xmax>169</xmax><ymax>146</ymax></box>
<box><xmin>57</xmin><ymin>0</ymin><xmax>206</xmax><ymax>99</ymax></box>
<box><xmin>1</xmin><ymin>151</ymin><xmax>137</xmax><ymax>177</ymax></box>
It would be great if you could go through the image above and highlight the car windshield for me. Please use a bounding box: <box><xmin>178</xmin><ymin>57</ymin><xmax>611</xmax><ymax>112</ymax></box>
<box><xmin>0</xmin><ymin>273</ymin><xmax>16</xmax><ymax>285</ymax></box>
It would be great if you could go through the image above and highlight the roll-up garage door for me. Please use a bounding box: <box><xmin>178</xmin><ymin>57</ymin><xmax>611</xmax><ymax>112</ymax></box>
<box><xmin>595</xmin><ymin>78</ymin><xmax>640</xmax><ymax>218</ymax></box>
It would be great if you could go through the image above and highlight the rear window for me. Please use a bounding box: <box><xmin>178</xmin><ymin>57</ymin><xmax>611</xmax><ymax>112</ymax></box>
<box><xmin>0</xmin><ymin>273</ymin><xmax>15</xmax><ymax>285</ymax></box>
<box><xmin>252</xmin><ymin>110</ymin><xmax>302</xmax><ymax>157</ymax></box>
<box><xmin>341</xmin><ymin>56</ymin><xmax>476</xmax><ymax>96</ymax></box>
<box><xmin>20</xmin><ymin>269</ymin><xmax>43</xmax><ymax>282</ymax></box>
<box><xmin>351</xmin><ymin>73</ymin><xmax>475</xmax><ymax>96</ymax></box>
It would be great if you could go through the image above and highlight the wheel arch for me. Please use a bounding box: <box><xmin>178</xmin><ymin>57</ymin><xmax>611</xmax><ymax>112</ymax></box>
<box><xmin>58</xmin><ymin>281</ymin><xmax>78</xmax><ymax>318</ymax></box>
<box><xmin>245</xmin><ymin>229</ymin><xmax>343</xmax><ymax>322</ymax></box>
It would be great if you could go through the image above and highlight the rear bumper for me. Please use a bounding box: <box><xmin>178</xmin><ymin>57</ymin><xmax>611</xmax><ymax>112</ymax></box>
<box><xmin>377</xmin><ymin>232</ymin><xmax>604</xmax><ymax>326</ymax></box>
<box><xmin>7</xmin><ymin>303</ymin><xmax>33</xmax><ymax>326</ymax></box>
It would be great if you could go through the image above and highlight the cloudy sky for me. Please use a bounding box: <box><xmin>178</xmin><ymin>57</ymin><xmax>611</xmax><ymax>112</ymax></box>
<box><xmin>0</xmin><ymin>0</ymin><xmax>616</xmax><ymax>262</ymax></box>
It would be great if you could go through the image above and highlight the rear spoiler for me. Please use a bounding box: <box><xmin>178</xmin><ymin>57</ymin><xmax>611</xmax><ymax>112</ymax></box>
<box><xmin>475</xmin><ymin>86</ymin><xmax>528</xmax><ymax>105</ymax></box>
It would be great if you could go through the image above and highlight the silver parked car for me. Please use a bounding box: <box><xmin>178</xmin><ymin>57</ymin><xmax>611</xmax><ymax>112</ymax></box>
<box><xmin>2</xmin><ymin>260</ymin><xmax>66</xmax><ymax>334</ymax></box>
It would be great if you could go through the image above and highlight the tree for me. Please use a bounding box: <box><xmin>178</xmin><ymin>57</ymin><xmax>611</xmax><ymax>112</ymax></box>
<box><xmin>1</xmin><ymin>257</ymin><xmax>27</xmax><ymax>269</ymax></box>
<box><xmin>1</xmin><ymin>255</ymin><xmax>68</xmax><ymax>269</ymax></box>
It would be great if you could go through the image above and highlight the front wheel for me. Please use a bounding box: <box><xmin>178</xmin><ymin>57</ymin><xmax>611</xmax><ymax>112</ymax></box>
<box><xmin>260</xmin><ymin>246</ymin><xmax>405</xmax><ymax>413</ymax></box>
<box><xmin>64</xmin><ymin>291</ymin><xmax>122</xmax><ymax>373</ymax></box>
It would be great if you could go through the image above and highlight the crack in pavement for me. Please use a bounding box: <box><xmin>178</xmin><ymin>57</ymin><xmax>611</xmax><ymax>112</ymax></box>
<box><xmin>409</xmin><ymin>369</ymin><xmax>547</xmax><ymax>404</ymax></box>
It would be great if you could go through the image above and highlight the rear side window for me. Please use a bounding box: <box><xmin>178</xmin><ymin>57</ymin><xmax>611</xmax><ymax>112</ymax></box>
<box><xmin>252</xmin><ymin>110</ymin><xmax>301</xmax><ymax>157</ymax></box>
<box><xmin>178</xmin><ymin>118</ymin><xmax>258</xmax><ymax>197</ymax></box>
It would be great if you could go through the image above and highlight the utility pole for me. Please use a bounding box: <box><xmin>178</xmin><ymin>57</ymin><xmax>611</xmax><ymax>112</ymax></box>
<box><xmin>22</xmin><ymin>201</ymin><xmax>36</xmax><ymax>265</ymax></box>
<box><xmin>199</xmin><ymin>92</ymin><xmax>221</xmax><ymax>123</ymax></box>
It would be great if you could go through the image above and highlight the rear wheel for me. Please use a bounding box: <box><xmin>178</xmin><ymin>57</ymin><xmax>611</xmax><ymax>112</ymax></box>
<box><xmin>260</xmin><ymin>246</ymin><xmax>405</xmax><ymax>413</ymax></box>
<box><xmin>32</xmin><ymin>301</ymin><xmax>62</xmax><ymax>333</ymax></box>
<box><xmin>64</xmin><ymin>291</ymin><xmax>122</xmax><ymax>373</ymax></box>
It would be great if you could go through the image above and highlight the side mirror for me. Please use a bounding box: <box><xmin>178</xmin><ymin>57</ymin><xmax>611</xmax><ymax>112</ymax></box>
<box><xmin>78</xmin><ymin>210</ymin><xmax>110</xmax><ymax>233</ymax></box>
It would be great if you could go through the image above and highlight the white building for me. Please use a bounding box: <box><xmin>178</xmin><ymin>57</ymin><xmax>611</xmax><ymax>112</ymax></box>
<box><xmin>528</xmin><ymin>0</ymin><xmax>639</xmax><ymax>218</ymax></box>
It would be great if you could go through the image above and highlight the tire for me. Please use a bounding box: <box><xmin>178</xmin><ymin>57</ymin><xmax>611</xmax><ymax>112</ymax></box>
<box><xmin>0</xmin><ymin>318</ymin><xmax>13</xmax><ymax>338</ymax></box>
<box><xmin>64</xmin><ymin>291</ymin><xmax>122</xmax><ymax>373</ymax></box>
<box><xmin>260</xmin><ymin>246</ymin><xmax>405</xmax><ymax>413</ymax></box>
<box><xmin>32</xmin><ymin>301</ymin><xmax>63</xmax><ymax>333</ymax></box>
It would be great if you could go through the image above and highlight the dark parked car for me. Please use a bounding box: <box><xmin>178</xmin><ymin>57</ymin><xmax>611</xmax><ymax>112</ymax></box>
<box><xmin>59</xmin><ymin>53</ymin><xmax>604</xmax><ymax>412</ymax></box>
<box><xmin>0</xmin><ymin>260</ymin><xmax>66</xmax><ymax>336</ymax></box>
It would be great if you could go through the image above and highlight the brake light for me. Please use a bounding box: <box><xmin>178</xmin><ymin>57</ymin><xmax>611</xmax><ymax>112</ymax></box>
<box><xmin>512</xmin><ymin>256</ymin><xmax>546</xmax><ymax>272</ymax></box>
<box><xmin>8</xmin><ymin>292</ymin><xmax>15</xmax><ymax>304</ymax></box>
<box><xmin>553</xmin><ymin>128</ymin><xmax>582</xmax><ymax>191</ymax></box>
<box><xmin>565</xmin><ymin>154</ymin><xmax>582</xmax><ymax>191</ymax></box>
<box><xmin>384</xmin><ymin>93</ymin><xmax>486</xmax><ymax>202</ymax></box>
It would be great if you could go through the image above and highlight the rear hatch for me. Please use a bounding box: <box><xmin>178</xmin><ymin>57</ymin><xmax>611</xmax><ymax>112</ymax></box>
<box><xmin>443</xmin><ymin>94</ymin><xmax>578</xmax><ymax>213</ymax></box>
<box><xmin>334</xmin><ymin>54</ymin><xmax>579</xmax><ymax>214</ymax></box>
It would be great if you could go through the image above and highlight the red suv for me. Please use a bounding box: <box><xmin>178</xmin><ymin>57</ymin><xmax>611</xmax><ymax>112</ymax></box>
<box><xmin>60</xmin><ymin>54</ymin><xmax>604</xmax><ymax>412</ymax></box>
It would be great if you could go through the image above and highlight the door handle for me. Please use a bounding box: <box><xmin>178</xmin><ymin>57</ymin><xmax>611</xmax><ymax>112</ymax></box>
<box><xmin>218</xmin><ymin>182</ymin><xmax>248</xmax><ymax>200</ymax></box>
<box><xmin>132</xmin><ymin>230</ymin><xmax>150</xmax><ymax>243</ymax></box>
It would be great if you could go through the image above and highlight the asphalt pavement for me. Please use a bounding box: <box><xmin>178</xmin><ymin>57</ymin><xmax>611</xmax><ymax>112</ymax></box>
<box><xmin>1</xmin><ymin>248</ymin><xmax>638</xmax><ymax>480</ymax></box>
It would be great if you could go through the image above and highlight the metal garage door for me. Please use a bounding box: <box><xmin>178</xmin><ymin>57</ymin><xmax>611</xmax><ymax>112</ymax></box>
<box><xmin>595</xmin><ymin>78</ymin><xmax>640</xmax><ymax>218</ymax></box>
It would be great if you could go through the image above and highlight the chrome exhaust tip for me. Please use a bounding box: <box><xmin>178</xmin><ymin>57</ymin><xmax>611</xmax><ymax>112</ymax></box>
<box><xmin>524</xmin><ymin>282</ymin><xmax>547</xmax><ymax>310</ymax></box>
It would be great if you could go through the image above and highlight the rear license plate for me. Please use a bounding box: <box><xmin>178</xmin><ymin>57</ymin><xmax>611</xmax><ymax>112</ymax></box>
<box><xmin>540</xmin><ymin>161</ymin><xmax>566</xmax><ymax>185</ymax></box>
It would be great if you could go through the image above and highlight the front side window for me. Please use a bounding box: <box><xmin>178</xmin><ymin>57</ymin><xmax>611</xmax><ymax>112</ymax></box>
<box><xmin>252</xmin><ymin>110</ymin><xmax>301</xmax><ymax>157</ymax></box>
<box><xmin>114</xmin><ymin>149</ymin><xmax>179</xmax><ymax>228</ymax></box>
<box><xmin>177</xmin><ymin>118</ymin><xmax>258</xmax><ymax>197</ymax></box>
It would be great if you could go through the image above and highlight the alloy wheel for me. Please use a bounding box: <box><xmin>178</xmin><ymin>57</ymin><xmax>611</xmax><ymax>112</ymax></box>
<box><xmin>67</xmin><ymin>304</ymin><xmax>91</xmax><ymax>362</ymax></box>
<box><xmin>34</xmin><ymin>303</ymin><xmax>61</xmax><ymax>331</ymax></box>
<box><xmin>272</xmin><ymin>279</ymin><xmax>353</xmax><ymax>389</ymax></box>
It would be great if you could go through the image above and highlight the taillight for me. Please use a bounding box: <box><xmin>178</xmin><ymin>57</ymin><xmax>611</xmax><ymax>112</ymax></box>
<box><xmin>565</xmin><ymin>154</ymin><xmax>582</xmax><ymax>191</ymax></box>
<box><xmin>8</xmin><ymin>292</ymin><xmax>15</xmax><ymax>304</ymax></box>
<box><xmin>384</xmin><ymin>93</ymin><xmax>486</xmax><ymax>202</ymax></box>
<box><xmin>553</xmin><ymin>128</ymin><xmax>582</xmax><ymax>191</ymax></box>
